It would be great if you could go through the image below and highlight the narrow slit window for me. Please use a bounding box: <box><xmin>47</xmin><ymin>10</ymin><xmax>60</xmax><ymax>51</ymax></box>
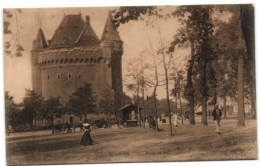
<box><xmin>57</xmin><ymin>74</ymin><xmax>60</xmax><ymax>79</ymax></box>
<box><xmin>68</xmin><ymin>73</ymin><xmax>72</xmax><ymax>79</ymax></box>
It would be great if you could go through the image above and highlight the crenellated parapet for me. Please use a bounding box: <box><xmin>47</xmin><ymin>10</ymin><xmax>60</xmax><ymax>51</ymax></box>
<box><xmin>38</xmin><ymin>47</ymin><xmax>111</xmax><ymax>68</ymax></box>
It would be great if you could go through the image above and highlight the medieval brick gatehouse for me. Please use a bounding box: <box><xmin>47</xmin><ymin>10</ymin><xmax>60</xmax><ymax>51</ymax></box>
<box><xmin>31</xmin><ymin>12</ymin><xmax>123</xmax><ymax>126</ymax></box>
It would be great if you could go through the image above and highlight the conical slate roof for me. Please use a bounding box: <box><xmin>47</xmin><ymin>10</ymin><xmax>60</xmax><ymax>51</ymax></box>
<box><xmin>32</xmin><ymin>28</ymin><xmax>47</xmax><ymax>50</ymax></box>
<box><xmin>49</xmin><ymin>14</ymin><xmax>99</xmax><ymax>48</ymax></box>
<box><xmin>101</xmin><ymin>11</ymin><xmax>121</xmax><ymax>41</ymax></box>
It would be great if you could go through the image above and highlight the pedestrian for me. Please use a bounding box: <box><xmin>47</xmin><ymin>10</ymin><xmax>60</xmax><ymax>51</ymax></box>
<box><xmin>173</xmin><ymin>114</ymin><xmax>179</xmax><ymax>127</ymax></box>
<box><xmin>80</xmin><ymin>124</ymin><xmax>93</xmax><ymax>146</ymax></box>
<box><xmin>212</xmin><ymin>105</ymin><xmax>222</xmax><ymax>134</ymax></box>
<box><xmin>7</xmin><ymin>124</ymin><xmax>12</xmax><ymax>136</ymax></box>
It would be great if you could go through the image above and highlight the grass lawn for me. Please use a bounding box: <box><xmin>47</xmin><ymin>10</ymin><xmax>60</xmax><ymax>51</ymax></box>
<box><xmin>6</xmin><ymin>117</ymin><xmax>258</xmax><ymax>165</ymax></box>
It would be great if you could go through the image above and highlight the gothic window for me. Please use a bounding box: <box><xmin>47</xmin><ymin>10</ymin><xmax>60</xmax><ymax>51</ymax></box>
<box><xmin>57</xmin><ymin>74</ymin><xmax>60</xmax><ymax>79</ymax></box>
<box><xmin>68</xmin><ymin>73</ymin><xmax>72</xmax><ymax>79</ymax></box>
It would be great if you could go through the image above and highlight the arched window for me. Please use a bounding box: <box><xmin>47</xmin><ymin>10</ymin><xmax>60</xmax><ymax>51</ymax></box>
<box><xmin>90</xmin><ymin>58</ymin><xmax>93</xmax><ymax>63</ymax></box>
<box><xmin>65</xmin><ymin>59</ymin><xmax>68</xmax><ymax>63</ymax></box>
<box><xmin>70</xmin><ymin>59</ymin><xmax>73</xmax><ymax>63</ymax></box>
<box><xmin>48</xmin><ymin>75</ymin><xmax>50</xmax><ymax>80</ymax></box>
<box><xmin>56</xmin><ymin>60</ymin><xmax>59</xmax><ymax>64</ymax></box>
<box><xmin>80</xmin><ymin>59</ymin><xmax>84</xmax><ymax>63</ymax></box>
<box><xmin>97</xmin><ymin>57</ymin><xmax>104</xmax><ymax>63</ymax></box>
<box><xmin>60</xmin><ymin>59</ymin><xmax>64</xmax><ymax>64</ymax></box>
<box><xmin>85</xmin><ymin>58</ymin><xmax>88</xmax><ymax>63</ymax></box>
<box><xmin>57</xmin><ymin>74</ymin><xmax>61</xmax><ymax>79</ymax></box>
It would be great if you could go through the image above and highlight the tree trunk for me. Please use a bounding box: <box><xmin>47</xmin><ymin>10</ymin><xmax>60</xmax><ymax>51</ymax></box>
<box><xmin>147</xmin><ymin>32</ymin><xmax>160</xmax><ymax>131</ymax></box>
<box><xmin>162</xmin><ymin>52</ymin><xmax>173</xmax><ymax>136</ymax></box>
<box><xmin>142</xmin><ymin>84</ymin><xmax>145</xmax><ymax>128</ymax></box>
<box><xmin>251</xmin><ymin>94</ymin><xmax>256</xmax><ymax>119</ymax></box>
<box><xmin>240</xmin><ymin>5</ymin><xmax>256</xmax><ymax>120</ymax></box>
<box><xmin>223</xmin><ymin>96</ymin><xmax>227</xmax><ymax>119</ymax></box>
<box><xmin>175</xmin><ymin>95</ymin><xmax>178</xmax><ymax>114</ymax></box>
<box><xmin>179</xmin><ymin>90</ymin><xmax>183</xmax><ymax>125</ymax></box>
<box><xmin>51</xmin><ymin>118</ymin><xmax>54</xmax><ymax>134</ymax></box>
<box><xmin>34</xmin><ymin>118</ymin><xmax>37</xmax><ymax>130</ymax></box>
<box><xmin>188</xmin><ymin>41</ymin><xmax>196</xmax><ymax>125</ymax></box>
<box><xmin>238</xmin><ymin>52</ymin><xmax>245</xmax><ymax>127</ymax></box>
<box><xmin>201</xmin><ymin>58</ymin><xmax>208</xmax><ymax>126</ymax></box>
<box><xmin>137</xmin><ymin>82</ymin><xmax>141</xmax><ymax>127</ymax></box>
<box><xmin>153</xmin><ymin>86</ymin><xmax>159</xmax><ymax>131</ymax></box>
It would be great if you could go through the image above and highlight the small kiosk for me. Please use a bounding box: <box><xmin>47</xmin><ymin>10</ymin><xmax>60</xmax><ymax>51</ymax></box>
<box><xmin>117</xmin><ymin>104</ymin><xmax>139</xmax><ymax>127</ymax></box>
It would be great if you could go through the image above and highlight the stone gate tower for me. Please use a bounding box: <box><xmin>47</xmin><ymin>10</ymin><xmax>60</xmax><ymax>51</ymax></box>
<box><xmin>31</xmin><ymin>11</ymin><xmax>123</xmax><ymax>110</ymax></box>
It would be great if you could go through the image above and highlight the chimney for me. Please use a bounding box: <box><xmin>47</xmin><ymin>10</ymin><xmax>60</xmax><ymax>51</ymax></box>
<box><xmin>86</xmin><ymin>15</ymin><xmax>90</xmax><ymax>24</ymax></box>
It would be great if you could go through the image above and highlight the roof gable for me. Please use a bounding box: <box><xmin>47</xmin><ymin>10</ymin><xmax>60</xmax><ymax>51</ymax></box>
<box><xmin>49</xmin><ymin>14</ymin><xmax>86</xmax><ymax>48</ymax></box>
<box><xmin>74</xmin><ymin>17</ymin><xmax>100</xmax><ymax>47</ymax></box>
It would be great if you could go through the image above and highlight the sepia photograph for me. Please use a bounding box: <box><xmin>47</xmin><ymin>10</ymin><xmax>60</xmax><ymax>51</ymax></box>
<box><xmin>2</xmin><ymin>2</ymin><xmax>258</xmax><ymax>165</ymax></box>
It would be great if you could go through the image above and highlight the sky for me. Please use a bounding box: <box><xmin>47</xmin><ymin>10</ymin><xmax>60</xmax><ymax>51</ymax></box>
<box><xmin>4</xmin><ymin>6</ymin><xmax>190</xmax><ymax>103</ymax></box>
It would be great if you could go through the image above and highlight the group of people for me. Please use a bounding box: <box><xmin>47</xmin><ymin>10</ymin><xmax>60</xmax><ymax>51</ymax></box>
<box><xmin>79</xmin><ymin>105</ymin><xmax>222</xmax><ymax>146</ymax></box>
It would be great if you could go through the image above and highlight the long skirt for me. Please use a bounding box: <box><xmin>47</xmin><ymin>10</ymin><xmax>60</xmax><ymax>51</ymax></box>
<box><xmin>80</xmin><ymin>131</ymin><xmax>93</xmax><ymax>146</ymax></box>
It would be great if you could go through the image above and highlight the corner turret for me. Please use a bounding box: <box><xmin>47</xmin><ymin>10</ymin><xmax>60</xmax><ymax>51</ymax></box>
<box><xmin>32</xmin><ymin>28</ymin><xmax>48</xmax><ymax>50</ymax></box>
<box><xmin>101</xmin><ymin>11</ymin><xmax>124</xmax><ymax>112</ymax></box>
<box><xmin>31</xmin><ymin>28</ymin><xmax>47</xmax><ymax>95</ymax></box>
<box><xmin>101</xmin><ymin>11</ymin><xmax>123</xmax><ymax>51</ymax></box>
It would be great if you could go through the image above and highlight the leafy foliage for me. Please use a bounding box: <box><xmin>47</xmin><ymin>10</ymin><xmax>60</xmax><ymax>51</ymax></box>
<box><xmin>5</xmin><ymin>92</ymin><xmax>18</xmax><ymax>127</ymax></box>
<box><xmin>22</xmin><ymin>90</ymin><xmax>45</xmax><ymax>125</ymax></box>
<box><xmin>113</xmin><ymin>6</ymin><xmax>155</xmax><ymax>28</ymax></box>
<box><xmin>45</xmin><ymin>97</ymin><xmax>62</xmax><ymax>123</ymax></box>
<box><xmin>4</xmin><ymin>8</ymin><xmax>24</xmax><ymax>57</ymax></box>
<box><xmin>98</xmin><ymin>88</ymin><xmax>115</xmax><ymax>120</ymax></box>
<box><xmin>68</xmin><ymin>83</ymin><xmax>97</xmax><ymax>117</ymax></box>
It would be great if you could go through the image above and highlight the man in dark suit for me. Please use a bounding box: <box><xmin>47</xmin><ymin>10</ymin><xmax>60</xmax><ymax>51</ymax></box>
<box><xmin>212</xmin><ymin>105</ymin><xmax>222</xmax><ymax>134</ymax></box>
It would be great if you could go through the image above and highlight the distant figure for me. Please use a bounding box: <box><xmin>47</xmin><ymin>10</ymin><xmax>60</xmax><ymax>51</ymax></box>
<box><xmin>65</xmin><ymin>121</ymin><xmax>72</xmax><ymax>133</ymax></box>
<box><xmin>7</xmin><ymin>124</ymin><xmax>12</xmax><ymax>136</ymax></box>
<box><xmin>80</xmin><ymin>124</ymin><xmax>93</xmax><ymax>146</ymax></box>
<box><xmin>212</xmin><ymin>105</ymin><xmax>222</xmax><ymax>134</ymax></box>
<box><xmin>173</xmin><ymin>114</ymin><xmax>179</xmax><ymax>127</ymax></box>
<box><xmin>148</xmin><ymin>113</ymin><xmax>153</xmax><ymax>128</ymax></box>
